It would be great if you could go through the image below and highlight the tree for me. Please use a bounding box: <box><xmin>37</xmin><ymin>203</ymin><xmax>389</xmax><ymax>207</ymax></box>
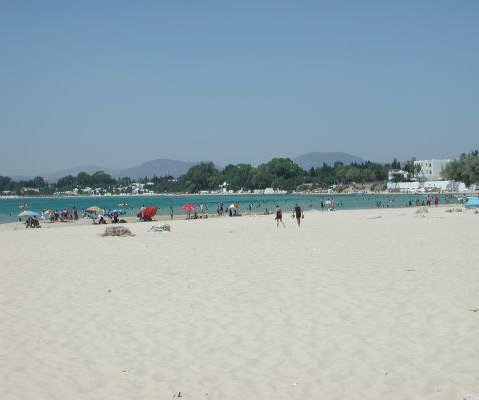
<box><xmin>251</xmin><ymin>158</ymin><xmax>305</xmax><ymax>190</ymax></box>
<box><xmin>76</xmin><ymin>172</ymin><xmax>92</xmax><ymax>187</ymax></box>
<box><xmin>251</xmin><ymin>164</ymin><xmax>273</xmax><ymax>188</ymax></box>
<box><xmin>90</xmin><ymin>171</ymin><xmax>115</xmax><ymax>187</ymax></box>
<box><xmin>219</xmin><ymin>164</ymin><xmax>255</xmax><ymax>191</ymax></box>
<box><xmin>0</xmin><ymin>176</ymin><xmax>14</xmax><ymax>192</ymax></box>
<box><xmin>180</xmin><ymin>162</ymin><xmax>219</xmax><ymax>193</ymax></box>
<box><xmin>443</xmin><ymin>150</ymin><xmax>479</xmax><ymax>185</ymax></box>
<box><xmin>56</xmin><ymin>175</ymin><xmax>75</xmax><ymax>190</ymax></box>
<box><xmin>33</xmin><ymin>176</ymin><xmax>48</xmax><ymax>188</ymax></box>
<box><xmin>150</xmin><ymin>175</ymin><xmax>180</xmax><ymax>193</ymax></box>
<box><xmin>344</xmin><ymin>166</ymin><xmax>361</xmax><ymax>183</ymax></box>
<box><xmin>390</xmin><ymin>158</ymin><xmax>401</xmax><ymax>169</ymax></box>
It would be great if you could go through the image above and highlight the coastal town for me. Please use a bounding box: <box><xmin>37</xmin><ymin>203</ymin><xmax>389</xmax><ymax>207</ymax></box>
<box><xmin>1</xmin><ymin>153</ymin><xmax>478</xmax><ymax>198</ymax></box>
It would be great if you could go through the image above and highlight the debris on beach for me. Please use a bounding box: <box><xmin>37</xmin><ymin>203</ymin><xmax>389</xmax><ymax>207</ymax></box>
<box><xmin>469</xmin><ymin>308</ymin><xmax>479</xmax><ymax>313</ymax></box>
<box><xmin>415</xmin><ymin>207</ymin><xmax>428</xmax><ymax>216</ymax></box>
<box><xmin>445</xmin><ymin>207</ymin><xmax>466</xmax><ymax>213</ymax></box>
<box><xmin>102</xmin><ymin>226</ymin><xmax>135</xmax><ymax>237</ymax></box>
<box><xmin>150</xmin><ymin>224</ymin><xmax>171</xmax><ymax>232</ymax></box>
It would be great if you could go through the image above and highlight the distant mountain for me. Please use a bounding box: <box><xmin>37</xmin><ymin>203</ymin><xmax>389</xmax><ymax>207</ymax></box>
<box><xmin>8</xmin><ymin>174</ymin><xmax>36</xmax><ymax>182</ymax></box>
<box><xmin>113</xmin><ymin>159</ymin><xmax>199</xmax><ymax>179</ymax></box>
<box><xmin>7</xmin><ymin>153</ymin><xmax>367</xmax><ymax>182</ymax></box>
<box><xmin>293</xmin><ymin>152</ymin><xmax>365</xmax><ymax>170</ymax></box>
<box><xmin>41</xmin><ymin>165</ymin><xmax>114</xmax><ymax>183</ymax></box>
<box><xmin>31</xmin><ymin>159</ymin><xmax>200</xmax><ymax>183</ymax></box>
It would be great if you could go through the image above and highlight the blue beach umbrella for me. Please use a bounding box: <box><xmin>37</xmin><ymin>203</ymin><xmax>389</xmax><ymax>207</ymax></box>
<box><xmin>18</xmin><ymin>210</ymin><xmax>40</xmax><ymax>217</ymax></box>
<box><xmin>108</xmin><ymin>209</ymin><xmax>126</xmax><ymax>216</ymax></box>
<box><xmin>465</xmin><ymin>197</ymin><xmax>479</xmax><ymax>208</ymax></box>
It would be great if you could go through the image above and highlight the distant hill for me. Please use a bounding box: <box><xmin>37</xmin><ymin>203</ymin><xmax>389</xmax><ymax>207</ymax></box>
<box><xmin>32</xmin><ymin>159</ymin><xmax>200</xmax><ymax>183</ymax></box>
<box><xmin>41</xmin><ymin>165</ymin><xmax>114</xmax><ymax>183</ymax></box>
<box><xmin>293</xmin><ymin>152</ymin><xmax>365</xmax><ymax>170</ymax></box>
<box><xmin>113</xmin><ymin>159</ymin><xmax>199</xmax><ymax>179</ymax></box>
<box><xmin>9</xmin><ymin>153</ymin><xmax>367</xmax><ymax>182</ymax></box>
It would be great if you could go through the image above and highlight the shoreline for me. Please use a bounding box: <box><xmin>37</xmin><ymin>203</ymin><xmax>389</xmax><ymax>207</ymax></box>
<box><xmin>1</xmin><ymin>192</ymin><xmax>475</xmax><ymax>226</ymax></box>
<box><xmin>1</xmin><ymin>190</ymin><xmax>477</xmax><ymax>201</ymax></box>
<box><xmin>0</xmin><ymin>203</ymin><xmax>470</xmax><ymax>231</ymax></box>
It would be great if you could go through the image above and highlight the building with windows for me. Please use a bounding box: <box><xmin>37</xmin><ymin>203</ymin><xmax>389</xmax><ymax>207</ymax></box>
<box><xmin>414</xmin><ymin>159</ymin><xmax>452</xmax><ymax>181</ymax></box>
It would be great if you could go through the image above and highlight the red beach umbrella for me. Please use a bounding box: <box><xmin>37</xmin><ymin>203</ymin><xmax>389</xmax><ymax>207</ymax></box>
<box><xmin>137</xmin><ymin>206</ymin><xmax>157</xmax><ymax>219</ymax></box>
<box><xmin>180</xmin><ymin>204</ymin><xmax>196</xmax><ymax>211</ymax></box>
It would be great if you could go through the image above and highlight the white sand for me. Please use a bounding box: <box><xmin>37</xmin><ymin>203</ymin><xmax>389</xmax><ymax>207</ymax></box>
<box><xmin>1</xmin><ymin>207</ymin><xmax>478</xmax><ymax>399</ymax></box>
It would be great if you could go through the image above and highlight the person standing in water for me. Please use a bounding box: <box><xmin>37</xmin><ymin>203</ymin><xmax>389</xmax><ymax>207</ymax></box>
<box><xmin>275</xmin><ymin>205</ymin><xmax>285</xmax><ymax>228</ymax></box>
<box><xmin>293</xmin><ymin>203</ymin><xmax>303</xmax><ymax>227</ymax></box>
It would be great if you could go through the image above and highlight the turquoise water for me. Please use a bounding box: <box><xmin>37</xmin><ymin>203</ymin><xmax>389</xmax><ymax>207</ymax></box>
<box><xmin>0</xmin><ymin>193</ymin><xmax>455</xmax><ymax>224</ymax></box>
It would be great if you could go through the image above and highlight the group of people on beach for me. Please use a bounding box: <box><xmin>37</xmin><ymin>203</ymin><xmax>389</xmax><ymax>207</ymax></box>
<box><xmin>25</xmin><ymin>216</ymin><xmax>41</xmax><ymax>228</ymax></box>
<box><xmin>275</xmin><ymin>203</ymin><xmax>304</xmax><ymax>227</ymax></box>
<box><xmin>51</xmin><ymin>208</ymin><xmax>79</xmax><ymax>222</ymax></box>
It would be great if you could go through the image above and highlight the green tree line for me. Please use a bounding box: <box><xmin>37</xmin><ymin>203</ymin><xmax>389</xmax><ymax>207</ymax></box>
<box><xmin>442</xmin><ymin>150</ymin><xmax>479</xmax><ymax>185</ymax></box>
<box><xmin>0</xmin><ymin>158</ymin><xmax>391</xmax><ymax>195</ymax></box>
<box><xmin>3</xmin><ymin>152</ymin><xmax>477</xmax><ymax>195</ymax></box>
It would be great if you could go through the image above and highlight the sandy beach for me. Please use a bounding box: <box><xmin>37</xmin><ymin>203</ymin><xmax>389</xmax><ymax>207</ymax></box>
<box><xmin>1</xmin><ymin>206</ymin><xmax>478</xmax><ymax>399</ymax></box>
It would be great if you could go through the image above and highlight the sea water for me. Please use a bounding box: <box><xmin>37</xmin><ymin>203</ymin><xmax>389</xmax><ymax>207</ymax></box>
<box><xmin>0</xmin><ymin>193</ymin><xmax>455</xmax><ymax>224</ymax></box>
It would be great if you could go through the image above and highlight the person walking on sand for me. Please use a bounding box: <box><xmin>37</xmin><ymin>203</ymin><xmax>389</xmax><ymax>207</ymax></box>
<box><xmin>293</xmin><ymin>203</ymin><xmax>303</xmax><ymax>227</ymax></box>
<box><xmin>170</xmin><ymin>206</ymin><xmax>174</xmax><ymax>220</ymax></box>
<box><xmin>275</xmin><ymin>205</ymin><xmax>285</xmax><ymax>228</ymax></box>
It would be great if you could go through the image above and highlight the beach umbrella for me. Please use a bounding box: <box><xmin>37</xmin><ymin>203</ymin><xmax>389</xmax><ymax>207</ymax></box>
<box><xmin>18</xmin><ymin>210</ymin><xmax>40</xmax><ymax>217</ymax></box>
<box><xmin>86</xmin><ymin>206</ymin><xmax>104</xmax><ymax>213</ymax></box>
<box><xmin>181</xmin><ymin>204</ymin><xmax>196</xmax><ymax>211</ymax></box>
<box><xmin>42</xmin><ymin>210</ymin><xmax>53</xmax><ymax>215</ymax></box>
<box><xmin>137</xmin><ymin>206</ymin><xmax>157</xmax><ymax>219</ymax></box>
<box><xmin>465</xmin><ymin>197</ymin><xmax>479</xmax><ymax>208</ymax></box>
<box><xmin>228</xmin><ymin>203</ymin><xmax>238</xmax><ymax>209</ymax></box>
<box><xmin>108</xmin><ymin>209</ymin><xmax>126</xmax><ymax>216</ymax></box>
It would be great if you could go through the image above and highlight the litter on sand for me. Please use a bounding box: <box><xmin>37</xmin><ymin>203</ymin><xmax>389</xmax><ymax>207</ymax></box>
<box><xmin>102</xmin><ymin>226</ymin><xmax>135</xmax><ymax>237</ymax></box>
<box><xmin>150</xmin><ymin>224</ymin><xmax>171</xmax><ymax>232</ymax></box>
<box><xmin>415</xmin><ymin>207</ymin><xmax>429</xmax><ymax>215</ymax></box>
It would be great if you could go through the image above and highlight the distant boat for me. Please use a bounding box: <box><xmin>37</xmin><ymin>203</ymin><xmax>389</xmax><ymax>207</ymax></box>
<box><xmin>117</xmin><ymin>202</ymin><xmax>129</xmax><ymax>207</ymax></box>
<box><xmin>465</xmin><ymin>197</ymin><xmax>479</xmax><ymax>208</ymax></box>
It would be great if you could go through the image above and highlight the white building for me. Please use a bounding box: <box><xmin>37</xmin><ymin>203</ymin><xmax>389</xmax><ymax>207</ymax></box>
<box><xmin>387</xmin><ymin>180</ymin><xmax>466</xmax><ymax>192</ymax></box>
<box><xmin>414</xmin><ymin>159</ymin><xmax>452</xmax><ymax>181</ymax></box>
<box><xmin>388</xmin><ymin>169</ymin><xmax>409</xmax><ymax>181</ymax></box>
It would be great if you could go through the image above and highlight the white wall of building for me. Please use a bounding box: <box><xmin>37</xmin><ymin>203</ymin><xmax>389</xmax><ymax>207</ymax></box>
<box><xmin>414</xmin><ymin>159</ymin><xmax>452</xmax><ymax>181</ymax></box>
<box><xmin>387</xmin><ymin>180</ymin><xmax>466</xmax><ymax>192</ymax></box>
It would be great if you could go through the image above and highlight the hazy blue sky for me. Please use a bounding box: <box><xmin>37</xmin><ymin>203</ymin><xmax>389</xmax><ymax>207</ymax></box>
<box><xmin>1</xmin><ymin>0</ymin><xmax>478</xmax><ymax>175</ymax></box>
